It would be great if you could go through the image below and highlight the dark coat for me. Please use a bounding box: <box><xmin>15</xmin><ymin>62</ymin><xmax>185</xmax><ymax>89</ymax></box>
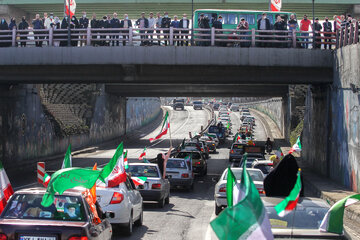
<box><xmin>0</xmin><ymin>20</ymin><xmax>8</xmax><ymax>30</ymax></box>
<box><xmin>257</xmin><ymin>17</ymin><xmax>271</xmax><ymax>30</ymax></box>
<box><xmin>9</xmin><ymin>20</ymin><xmax>17</xmax><ymax>30</ymax></box>
<box><xmin>18</xmin><ymin>20</ymin><xmax>29</xmax><ymax>30</ymax></box>
<box><xmin>274</xmin><ymin>20</ymin><xmax>287</xmax><ymax>31</ymax></box>
<box><xmin>32</xmin><ymin>19</ymin><xmax>44</xmax><ymax>29</ymax></box>
<box><xmin>79</xmin><ymin>17</ymin><xmax>89</xmax><ymax>28</ymax></box>
<box><xmin>199</xmin><ymin>18</ymin><xmax>210</xmax><ymax>29</ymax></box>
<box><xmin>179</xmin><ymin>19</ymin><xmax>190</xmax><ymax>29</ymax></box>
<box><xmin>110</xmin><ymin>18</ymin><xmax>121</xmax><ymax>28</ymax></box>
<box><xmin>264</xmin><ymin>154</ymin><xmax>304</xmax><ymax>197</ymax></box>
<box><xmin>90</xmin><ymin>19</ymin><xmax>99</xmax><ymax>28</ymax></box>
<box><xmin>120</xmin><ymin>19</ymin><xmax>132</xmax><ymax>28</ymax></box>
<box><xmin>212</xmin><ymin>20</ymin><xmax>222</xmax><ymax>29</ymax></box>
<box><xmin>323</xmin><ymin>21</ymin><xmax>332</xmax><ymax>32</ymax></box>
<box><xmin>161</xmin><ymin>17</ymin><xmax>171</xmax><ymax>28</ymax></box>
<box><xmin>136</xmin><ymin>18</ymin><xmax>149</xmax><ymax>28</ymax></box>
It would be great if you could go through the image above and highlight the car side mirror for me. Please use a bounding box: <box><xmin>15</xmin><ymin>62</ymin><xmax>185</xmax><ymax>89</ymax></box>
<box><xmin>105</xmin><ymin>211</ymin><xmax>115</xmax><ymax>219</ymax></box>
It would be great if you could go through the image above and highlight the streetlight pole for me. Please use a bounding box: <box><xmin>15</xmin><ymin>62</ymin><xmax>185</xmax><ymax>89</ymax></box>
<box><xmin>312</xmin><ymin>0</ymin><xmax>315</xmax><ymax>49</ymax></box>
<box><xmin>191</xmin><ymin>0</ymin><xmax>194</xmax><ymax>46</ymax></box>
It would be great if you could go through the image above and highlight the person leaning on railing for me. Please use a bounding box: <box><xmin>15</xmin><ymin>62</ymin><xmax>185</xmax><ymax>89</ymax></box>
<box><xmin>148</xmin><ymin>12</ymin><xmax>156</xmax><ymax>45</ymax></box>
<box><xmin>50</xmin><ymin>17</ymin><xmax>61</xmax><ymax>47</ymax></box>
<box><xmin>237</xmin><ymin>17</ymin><xmax>249</xmax><ymax>48</ymax></box>
<box><xmin>287</xmin><ymin>14</ymin><xmax>298</xmax><ymax>48</ymax></box>
<box><xmin>257</xmin><ymin>13</ymin><xmax>271</xmax><ymax>47</ymax></box>
<box><xmin>90</xmin><ymin>13</ymin><xmax>99</xmax><ymax>46</ymax></box>
<box><xmin>120</xmin><ymin>14</ymin><xmax>132</xmax><ymax>46</ymax></box>
<box><xmin>32</xmin><ymin>14</ymin><xmax>44</xmax><ymax>47</ymax></box>
<box><xmin>212</xmin><ymin>15</ymin><xmax>223</xmax><ymax>47</ymax></box>
<box><xmin>155</xmin><ymin>12</ymin><xmax>163</xmax><ymax>46</ymax></box>
<box><xmin>110</xmin><ymin>12</ymin><xmax>121</xmax><ymax>47</ymax></box>
<box><xmin>322</xmin><ymin>17</ymin><xmax>332</xmax><ymax>50</ymax></box>
<box><xmin>299</xmin><ymin>14</ymin><xmax>312</xmax><ymax>49</ymax></box>
<box><xmin>198</xmin><ymin>13</ymin><xmax>210</xmax><ymax>46</ymax></box>
<box><xmin>274</xmin><ymin>15</ymin><xmax>287</xmax><ymax>48</ymax></box>
<box><xmin>179</xmin><ymin>13</ymin><xmax>189</xmax><ymax>46</ymax></box>
<box><xmin>161</xmin><ymin>12</ymin><xmax>171</xmax><ymax>46</ymax></box>
<box><xmin>170</xmin><ymin>15</ymin><xmax>180</xmax><ymax>46</ymax></box>
<box><xmin>136</xmin><ymin>12</ymin><xmax>149</xmax><ymax>46</ymax></box>
<box><xmin>18</xmin><ymin>16</ymin><xmax>29</xmax><ymax>47</ymax></box>
<box><xmin>313</xmin><ymin>18</ymin><xmax>322</xmax><ymax>49</ymax></box>
<box><xmin>79</xmin><ymin>12</ymin><xmax>89</xmax><ymax>47</ymax></box>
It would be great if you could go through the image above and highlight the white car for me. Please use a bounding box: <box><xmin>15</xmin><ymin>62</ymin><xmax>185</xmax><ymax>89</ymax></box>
<box><xmin>166</xmin><ymin>158</ymin><xmax>194</xmax><ymax>190</ymax></box>
<box><xmin>128</xmin><ymin>163</ymin><xmax>170</xmax><ymax>208</ymax></box>
<box><xmin>96</xmin><ymin>176</ymin><xmax>143</xmax><ymax>236</ymax></box>
<box><xmin>214</xmin><ymin>168</ymin><xmax>265</xmax><ymax>215</ymax></box>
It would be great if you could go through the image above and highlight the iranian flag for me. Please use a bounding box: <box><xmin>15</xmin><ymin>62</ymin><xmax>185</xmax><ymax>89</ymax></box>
<box><xmin>99</xmin><ymin>143</ymin><xmax>127</xmax><ymax>188</ymax></box>
<box><xmin>270</xmin><ymin>0</ymin><xmax>282</xmax><ymax>12</ymax></box>
<box><xmin>0</xmin><ymin>162</ymin><xmax>14</xmax><ymax>214</ymax></box>
<box><xmin>274</xmin><ymin>169</ymin><xmax>302</xmax><ymax>217</ymax></box>
<box><xmin>62</xmin><ymin>145</ymin><xmax>72</xmax><ymax>169</ymax></box>
<box><xmin>124</xmin><ymin>150</ymin><xmax>129</xmax><ymax>170</ymax></box>
<box><xmin>131</xmin><ymin>176</ymin><xmax>147</xmax><ymax>186</ymax></box>
<box><xmin>276</xmin><ymin>148</ymin><xmax>284</xmax><ymax>160</ymax></box>
<box><xmin>43</xmin><ymin>172</ymin><xmax>51</xmax><ymax>188</ymax></box>
<box><xmin>210</xmin><ymin>154</ymin><xmax>273</xmax><ymax>240</ymax></box>
<box><xmin>320</xmin><ymin>194</ymin><xmax>360</xmax><ymax>234</ymax></box>
<box><xmin>149</xmin><ymin>112</ymin><xmax>170</xmax><ymax>142</ymax></box>
<box><xmin>139</xmin><ymin>147</ymin><xmax>146</xmax><ymax>161</ymax></box>
<box><xmin>65</xmin><ymin>0</ymin><xmax>76</xmax><ymax>18</ymax></box>
<box><xmin>289</xmin><ymin>136</ymin><xmax>302</xmax><ymax>154</ymax></box>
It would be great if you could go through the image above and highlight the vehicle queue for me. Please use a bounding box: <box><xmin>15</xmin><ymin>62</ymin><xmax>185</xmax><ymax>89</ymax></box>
<box><xmin>0</xmin><ymin>101</ymin><xmax>347</xmax><ymax>239</ymax></box>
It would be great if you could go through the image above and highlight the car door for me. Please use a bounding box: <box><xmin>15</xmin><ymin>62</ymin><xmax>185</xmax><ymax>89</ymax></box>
<box><xmin>125</xmin><ymin>177</ymin><xmax>141</xmax><ymax>220</ymax></box>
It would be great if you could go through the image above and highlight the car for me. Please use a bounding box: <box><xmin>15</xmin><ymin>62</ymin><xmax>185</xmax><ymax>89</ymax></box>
<box><xmin>96</xmin><ymin>176</ymin><xmax>143</xmax><ymax>235</ymax></box>
<box><xmin>0</xmin><ymin>187</ymin><xmax>113</xmax><ymax>240</ymax></box>
<box><xmin>193</xmin><ymin>101</ymin><xmax>203</xmax><ymax>110</ymax></box>
<box><xmin>229</xmin><ymin>142</ymin><xmax>247</xmax><ymax>161</ymax></box>
<box><xmin>175</xmin><ymin>151</ymin><xmax>207</xmax><ymax>176</ymax></box>
<box><xmin>230</xmin><ymin>104</ymin><xmax>239</xmax><ymax>111</ymax></box>
<box><xmin>263</xmin><ymin>197</ymin><xmax>346</xmax><ymax>239</ymax></box>
<box><xmin>244</xmin><ymin>116</ymin><xmax>256</xmax><ymax>125</ymax></box>
<box><xmin>251</xmin><ymin>160</ymin><xmax>273</xmax><ymax>176</ymax></box>
<box><xmin>199</xmin><ymin>136</ymin><xmax>217</xmax><ymax>153</ymax></box>
<box><xmin>213</xmin><ymin>103</ymin><xmax>220</xmax><ymax>110</ymax></box>
<box><xmin>240</xmin><ymin>112</ymin><xmax>251</xmax><ymax>121</ymax></box>
<box><xmin>208</xmin><ymin>125</ymin><xmax>226</xmax><ymax>144</ymax></box>
<box><xmin>173</xmin><ymin>99</ymin><xmax>185</xmax><ymax>110</ymax></box>
<box><xmin>202</xmin><ymin>134</ymin><xmax>219</xmax><ymax>147</ymax></box>
<box><xmin>166</xmin><ymin>158</ymin><xmax>194</xmax><ymax>190</ymax></box>
<box><xmin>184</xmin><ymin>141</ymin><xmax>208</xmax><ymax>159</ymax></box>
<box><xmin>127</xmin><ymin>163</ymin><xmax>170</xmax><ymax>208</ymax></box>
<box><xmin>214</xmin><ymin>168</ymin><xmax>265</xmax><ymax>215</ymax></box>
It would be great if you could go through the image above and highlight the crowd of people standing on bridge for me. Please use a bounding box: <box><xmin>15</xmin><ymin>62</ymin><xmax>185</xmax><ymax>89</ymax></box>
<box><xmin>0</xmin><ymin>11</ymin><xmax>359</xmax><ymax>48</ymax></box>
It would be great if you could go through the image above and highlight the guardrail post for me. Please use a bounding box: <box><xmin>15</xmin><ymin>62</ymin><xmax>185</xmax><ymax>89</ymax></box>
<box><xmin>129</xmin><ymin>27</ymin><xmax>133</xmax><ymax>46</ymax></box>
<box><xmin>211</xmin><ymin>27</ymin><xmax>215</xmax><ymax>46</ymax></box>
<box><xmin>86</xmin><ymin>27</ymin><xmax>91</xmax><ymax>46</ymax></box>
<box><xmin>48</xmin><ymin>27</ymin><xmax>53</xmax><ymax>46</ymax></box>
<box><xmin>170</xmin><ymin>27</ymin><xmax>174</xmax><ymax>45</ymax></box>
<box><xmin>344</xmin><ymin>26</ymin><xmax>348</xmax><ymax>46</ymax></box>
<box><xmin>11</xmin><ymin>28</ymin><xmax>16</xmax><ymax>47</ymax></box>
<box><xmin>251</xmin><ymin>28</ymin><xmax>256</xmax><ymax>47</ymax></box>
<box><xmin>292</xmin><ymin>29</ymin><xmax>296</xmax><ymax>48</ymax></box>
<box><xmin>349</xmin><ymin>24</ymin><xmax>354</xmax><ymax>44</ymax></box>
<box><xmin>355</xmin><ymin>22</ymin><xmax>359</xmax><ymax>43</ymax></box>
<box><xmin>336</xmin><ymin>29</ymin><xmax>340</xmax><ymax>49</ymax></box>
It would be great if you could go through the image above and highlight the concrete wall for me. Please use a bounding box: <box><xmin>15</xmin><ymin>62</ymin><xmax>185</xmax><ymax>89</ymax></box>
<box><xmin>302</xmin><ymin>44</ymin><xmax>360</xmax><ymax>191</ymax></box>
<box><xmin>245</xmin><ymin>97</ymin><xmax>286</xmax><ymax>139</ymax></box>
<box><xmin>0</xmin><ymin>84</ymin><xmax>160</xmax><ymax>172</ymax></box>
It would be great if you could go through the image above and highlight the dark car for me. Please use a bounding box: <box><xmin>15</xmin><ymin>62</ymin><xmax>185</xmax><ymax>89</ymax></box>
<box><xmin>213</xmin><ymin>103</ymin><xmax>220</xmax><ymax>110</ymax></box>
<box><xmin>0</xmin><ymin>188</ymin><xmax>113</xmax><ymax>240</ymax></box>
<box><xmin>193</xmin><ymin>101</ymin><xmax>203</xmax><ymax>110</ymax></box>
<box><xmin>173</xmin><ymin>99</ymin><xmax>185</xmax><ymax>110</ymax></box>
<box><xmin>176</xmin><ymin>151</ymin><xmax>207</xmax><ymax>176</ymax></box>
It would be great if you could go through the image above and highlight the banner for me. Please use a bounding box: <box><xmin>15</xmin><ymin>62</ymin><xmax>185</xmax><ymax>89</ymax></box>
<box><xmin>270</xmin><ymin>0</ymin><xmax>282</xmax><ymax>12</ymax></box>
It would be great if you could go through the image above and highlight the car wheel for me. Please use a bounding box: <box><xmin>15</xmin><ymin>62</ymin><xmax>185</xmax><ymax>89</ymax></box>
<box><xmin>158</xmin><ymin>197</ymin><xmax>165</xmax><ymax>208</ymax></box>
<box><xmin>124</xmin><ymin>212</ymin><xmax>133</xmax><ymax>236</ymax></box>
<box><xmin>215</xmin><ymin>203</ymin><xmax>222</xmax><ymax>215</ymax></box>
<box><xmin>134</xmin><ymin>209</ymin><xmax>143</xmax><ymax>227</ymax></box>
<box><xmin>165</xmin><ymin>194</ymin><xmax>170</xmax><ymax>204</ymax></box>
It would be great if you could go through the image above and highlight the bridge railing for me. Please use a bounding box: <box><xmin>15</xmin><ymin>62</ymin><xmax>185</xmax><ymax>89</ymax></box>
<box><xmin>0</xmin><ymin>23</ymin><xmax>358</xmax><ymax>48</ymax></box>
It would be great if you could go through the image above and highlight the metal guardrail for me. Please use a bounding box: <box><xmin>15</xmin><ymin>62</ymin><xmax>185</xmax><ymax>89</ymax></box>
<box><xmin>0</xmin><ymin>23</ymin><xmax>358</xmax><ymax>48</ymax></box>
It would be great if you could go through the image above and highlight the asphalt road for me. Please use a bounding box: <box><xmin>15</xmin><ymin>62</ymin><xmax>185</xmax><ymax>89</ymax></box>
<box><xmin>10</xmin><ymin>106</ymin><xmax>269</xmax><ymax>240</ymax></box>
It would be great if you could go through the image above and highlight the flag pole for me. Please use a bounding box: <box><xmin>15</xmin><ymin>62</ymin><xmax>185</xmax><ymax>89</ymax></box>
<box><xmin>168</xmin><ymin>111</ymin><xmax>173</xmax><ymax>148</ymax></box>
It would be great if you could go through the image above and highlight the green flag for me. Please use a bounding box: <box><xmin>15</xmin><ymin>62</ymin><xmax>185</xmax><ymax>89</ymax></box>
<box><xmin>62</xmin><ymin>144</ymin><xmax>72</xmax><ymax>169</ymax></box>
<box><xmin>210</xmin><ymin>154</ymin><xmax>273</xmax><ymax>240</ymax></box>
<box><xmin>41</xmin><ymin>167</ymin><xmax>101</xmax><ymax>207</ymax></box>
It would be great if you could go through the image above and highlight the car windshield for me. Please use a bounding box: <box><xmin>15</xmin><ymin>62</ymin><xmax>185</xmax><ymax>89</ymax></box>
<box><xmin>224</xmin><ymin>169</ymin><xmax>264</xmax><ymax>182</ymax></box>
<box><xmin>177</xmin><ymin>152</ymin><xmax>201</xmax><ymax>159</ymax></box>
<box><xmin>266</xmin><ymin>205</ymin><xmax>328</xmax><ymax>229</ymax></box>
<box><xmin>167</xmin><ymin>159</ymin><xmax>187</xmax><ymax>169</ymax></box>
<box><xmin>193</xmin><ymin>101</ymin><xmax>202</xmax><ymax>104</ymax></box>
<box><xmin>254</xmin><ymin>164</ymin><xmax>273</xmax><ymax>174</ymax></box>
<box><xmin>128</xmin><ymin>165</ymin><xmax>160</xmax><ymax>178</ymax></box>
<box><xmin>2</xmin><ymin>194</ymin><xmax>86</xmax><ymax>221</ymax></box>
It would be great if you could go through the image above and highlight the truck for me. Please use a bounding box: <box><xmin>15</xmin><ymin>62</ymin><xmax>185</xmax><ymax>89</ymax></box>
<box><xmin>173</xmin><ymin>99</ymin><xmax>185</xmax><ymax>110</ymax></box>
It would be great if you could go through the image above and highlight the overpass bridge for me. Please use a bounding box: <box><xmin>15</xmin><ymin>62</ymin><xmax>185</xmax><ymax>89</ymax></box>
<box><xmin>0</xmin><ymin>47</ymin><xmax>333</xmax><ymax>97</ymax></box>
<box><xmin>0</xmin><ymin>0</ymin><xmax>359</xmax><ymax>20</ymax></box>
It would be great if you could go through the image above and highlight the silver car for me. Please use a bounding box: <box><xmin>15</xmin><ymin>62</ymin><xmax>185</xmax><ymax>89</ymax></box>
<box><xmin>263</xmin><ymin>197</ymin><xmax>346</xmax><ymax>239</ymax></box>
<box><xmin>214</xmin><ymin>168</ymin><xmax>265</xmax><ymax>215</ymax></box>
<box><xmin>166</xmin><ymin>158</ymin><xmax>194</xmax><ymax>190</ymax></box>
<box><xmin>128</xmin><ymin>163</ymin><xmax>170</xmax><ymax>208</ymax></box>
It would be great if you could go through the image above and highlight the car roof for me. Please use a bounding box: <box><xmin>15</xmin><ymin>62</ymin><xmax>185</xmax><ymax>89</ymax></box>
<box><xmin>15</xmin><ymin>187</ymin><xmax>83</xmax><ymax>196</ymax></box>
<box><xmin>262</xmin><ymin>197</ymin><xmax>330</xmax><ymax>208</ymax></box>
<box><xmin>128</xmin><ymin>163</ymin><xmax>159</xmax><ymax>167</ymax></box>
<box><xmin>168</xmin><ymin>158</ymin><xmax>186</xmax><ymax>161</ymax></box>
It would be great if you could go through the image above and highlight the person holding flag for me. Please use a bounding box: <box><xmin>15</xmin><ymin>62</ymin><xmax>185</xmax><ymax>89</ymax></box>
<box><xmin>156</xmin><ymin>146</ymin><xmax>172</xmax><ymax>179</ymax></box>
